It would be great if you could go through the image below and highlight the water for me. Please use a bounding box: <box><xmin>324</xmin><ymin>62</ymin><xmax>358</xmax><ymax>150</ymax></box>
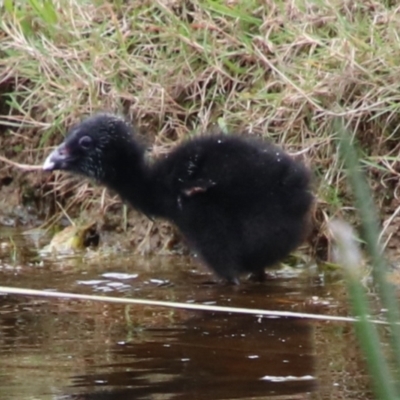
<box><xmin>0</xmin><ymin>228</ymin><xmax>373</xmax><ymax>399</ymax></box>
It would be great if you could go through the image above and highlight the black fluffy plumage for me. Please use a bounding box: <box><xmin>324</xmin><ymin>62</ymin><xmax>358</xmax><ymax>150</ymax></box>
<box><xmin>43</xmin><ymin>114</ymin><xmax>313</xmax><ymax>283</ymax></box>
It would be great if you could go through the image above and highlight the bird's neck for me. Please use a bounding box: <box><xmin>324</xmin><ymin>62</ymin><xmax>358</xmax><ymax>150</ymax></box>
<box><xmin>105</xmin><ymin>145</ymin><xmax>162</xmax><ymax>217</ymax></box>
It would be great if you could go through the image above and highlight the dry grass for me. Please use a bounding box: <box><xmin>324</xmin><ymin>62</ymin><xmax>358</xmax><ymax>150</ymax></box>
<box><xmin>1</xmin><ymin>0</ymin><xmax>400</xmax><ymax>256</ymax></box>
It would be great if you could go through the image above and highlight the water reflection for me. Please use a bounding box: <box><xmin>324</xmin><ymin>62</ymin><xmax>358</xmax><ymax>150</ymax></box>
<box><xmin>67</xmin><ymin>315</ymin><xmax>314</xmax><ymax>399</ymax></box>
<box><xmin>0</xmin><ymin>292</ymin><xmax>316</xmax><ymax>400</ymax></box>
<box><xmin>0</xmin><ymin>228</ymin><xmax>372</xmax><ymax>400</ymax></box>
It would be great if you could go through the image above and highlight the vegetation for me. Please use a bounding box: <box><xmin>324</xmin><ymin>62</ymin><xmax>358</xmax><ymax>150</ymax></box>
<box><xmin>1</xmin><ymin>0</ymin><xmax>400</xmax><ymax>253</ymax></box>
<box><xmin>333</xmin><ymin>122</ymin><xmax>400</xmax><ymax>400</ymax></box>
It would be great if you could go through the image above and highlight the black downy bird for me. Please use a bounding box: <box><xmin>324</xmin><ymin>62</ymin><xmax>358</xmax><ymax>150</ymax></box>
<box><xmin>43</xmin><ymin>114</ymin><xmax>313</xmax><ymax>284</ymax></box>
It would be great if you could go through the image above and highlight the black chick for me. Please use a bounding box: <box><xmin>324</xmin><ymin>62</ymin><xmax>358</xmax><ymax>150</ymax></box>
<box><xmin>43</xmin><ymin>113</ymin><xmax>313</xmax><ymax>283</ymax></box>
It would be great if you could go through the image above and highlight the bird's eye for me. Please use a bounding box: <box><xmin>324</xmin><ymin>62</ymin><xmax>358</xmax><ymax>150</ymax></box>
<box><xmin>78</xmin><ymin>136</ymin><xmax>93</xmax><ymax>150</ymax></box>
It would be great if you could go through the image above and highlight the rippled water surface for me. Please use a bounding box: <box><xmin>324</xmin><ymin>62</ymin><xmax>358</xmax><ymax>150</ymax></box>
<box><xmin>0</xmin><ymin>227</ymin><xmax>374</xmax><ymax>399</ymax></box>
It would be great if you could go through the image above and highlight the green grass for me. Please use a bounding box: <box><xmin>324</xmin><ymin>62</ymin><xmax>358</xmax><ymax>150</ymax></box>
<box><xmin>1</xmin><ymin>0</ymin><xmax>400</xmax><ymax>246</ymax></box>
<box><xmin>333</xmin><ymin>119</ymin><xmax>400</xmax><ymax>400</ymax></box>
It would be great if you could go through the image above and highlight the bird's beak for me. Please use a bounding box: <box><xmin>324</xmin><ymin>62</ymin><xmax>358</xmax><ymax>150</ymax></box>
<box><xmin>43</xmin><ymin>144</ymin><xmax>69</xmax><ymax>171</ymax></box>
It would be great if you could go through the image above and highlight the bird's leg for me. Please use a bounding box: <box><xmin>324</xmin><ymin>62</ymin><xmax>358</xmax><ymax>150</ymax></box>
<box><xmin>247</xmin><ymin>270</ymin><xmax>266</xmax><ymax>283</ymax></box>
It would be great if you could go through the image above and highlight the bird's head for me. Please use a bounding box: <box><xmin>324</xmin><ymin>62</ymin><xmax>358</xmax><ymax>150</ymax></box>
<box><xmin>43</xmin><ymin>114</ymin><xmax>136</xmax><ymax>183</ymax></box>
